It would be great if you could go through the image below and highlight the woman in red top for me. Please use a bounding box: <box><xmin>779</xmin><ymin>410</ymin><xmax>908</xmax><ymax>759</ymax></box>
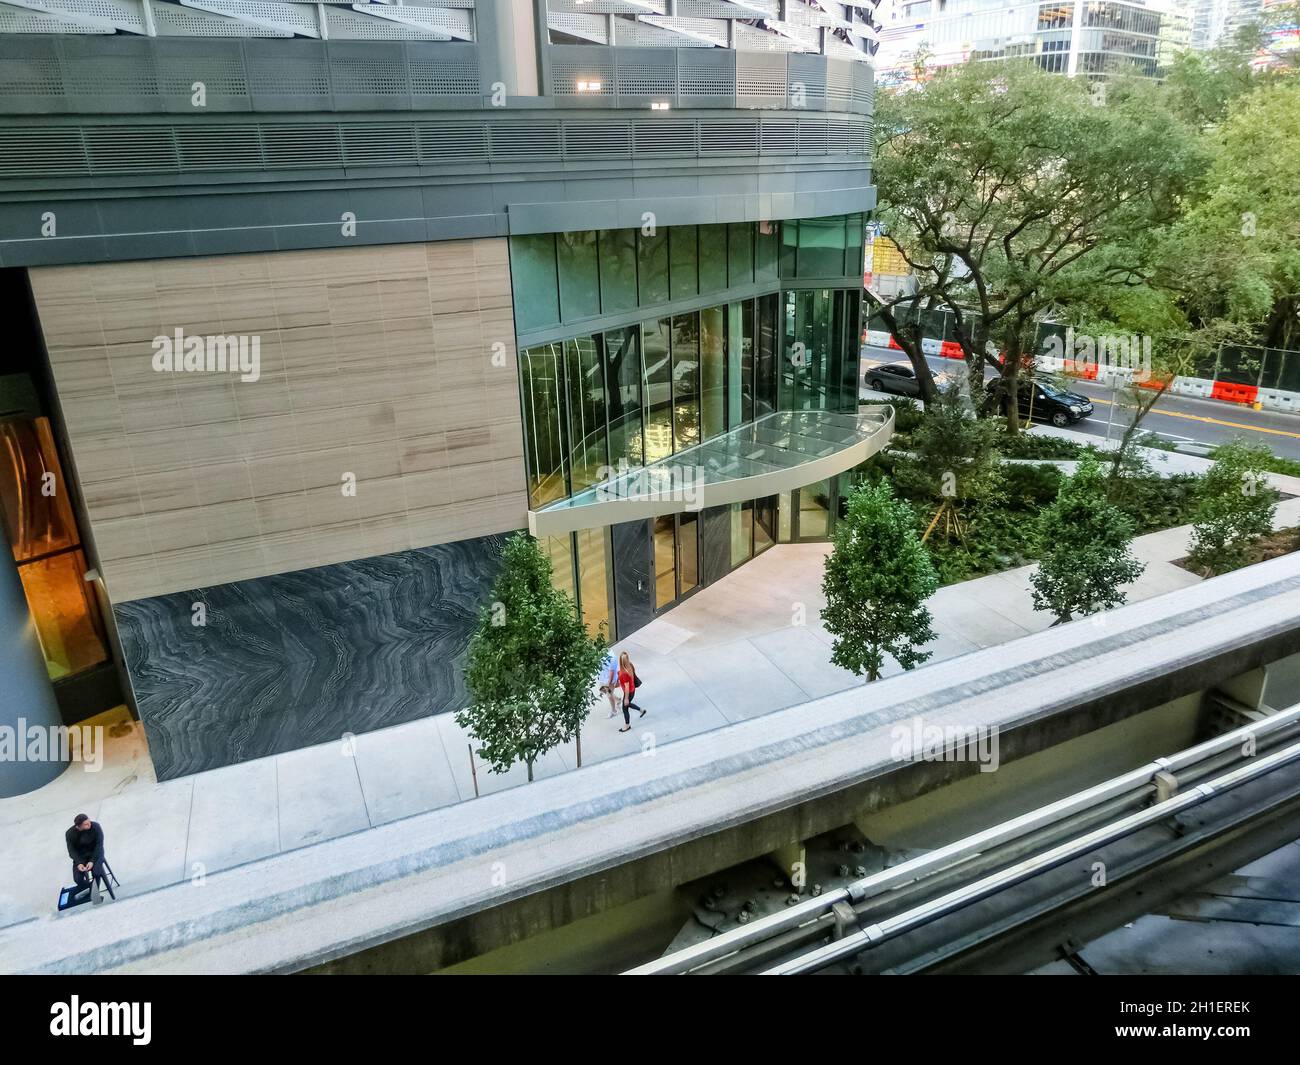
<box><xmin>617</xmin><ymin>651</ymin><xmax>646</xmax><ymax>732</ymax></box>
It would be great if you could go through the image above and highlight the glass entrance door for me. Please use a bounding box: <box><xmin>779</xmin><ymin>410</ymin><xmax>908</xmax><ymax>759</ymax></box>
<box><xmin>653</xmin><ymin>512</ymin><xmax>702</xmax><ymax>612</ymax></box>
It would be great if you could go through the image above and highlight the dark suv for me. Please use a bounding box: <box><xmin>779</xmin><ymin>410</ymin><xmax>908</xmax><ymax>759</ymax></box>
<box><xmin>991</xmin><ymin>379</ymin><xmax>1093</xmax><ymax>428</ymax></box>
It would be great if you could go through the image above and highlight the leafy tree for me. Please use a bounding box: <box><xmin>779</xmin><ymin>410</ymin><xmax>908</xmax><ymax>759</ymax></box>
<box><xmin>458</xmin><ymin>533</ymin><xmax>605</xmax><ymax>781</ymax></box>
<box><xmin>1186</xmin><ymin>440</ymin><xmax>1281</xmax><ymax>575</ymax></box>
<box><xmin>1030</xmin><ymin>453</ymin><xmax>1145</xmax><ymax>624</ymax></box>
<box><xmin>1163</xmin><ymin>81</ymin><xmax>1300</xmax><ymax>351</ymax></box>
<box><xmin>821</xmin><ymin>480</ymin><xmax>939</xmax><ymax>681</ymax></box>
<box><xmin>872</xmin><ymin>62</ymin><xmax>1203</xmax><ymax>428</ymax></box>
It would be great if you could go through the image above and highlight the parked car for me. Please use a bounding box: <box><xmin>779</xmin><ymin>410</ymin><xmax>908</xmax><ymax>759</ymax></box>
<box><xmin>991</xmin><ymin>379</ymin><xmax>1094</xmax><ymax>427</ymax></box>
<box><xmin>866</xmin><ymin>362</ymin><xmax>956</xmax><ymax>398</ymax></box>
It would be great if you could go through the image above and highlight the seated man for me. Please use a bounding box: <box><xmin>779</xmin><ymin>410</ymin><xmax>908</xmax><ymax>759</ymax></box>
<box><xmin>65</xmin><ymin>813</ymin><xmax>107</xmax><ymax>905</ymax></box>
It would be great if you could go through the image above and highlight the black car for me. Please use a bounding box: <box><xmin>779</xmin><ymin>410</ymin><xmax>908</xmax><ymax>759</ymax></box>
<box><xmin>992</xmin><ymin>379</ymin><xmax>1094</xmax><ymax>427</ymax></box>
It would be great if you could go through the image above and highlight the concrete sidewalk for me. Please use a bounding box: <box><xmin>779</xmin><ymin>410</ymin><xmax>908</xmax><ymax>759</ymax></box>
<box><xmin>4</xmin><ymin>472</ymin><xmax>1299</xmax><ymax>936</ymax></box>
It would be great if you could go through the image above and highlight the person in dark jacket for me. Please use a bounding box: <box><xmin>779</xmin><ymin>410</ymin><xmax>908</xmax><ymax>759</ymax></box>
<box><xmin>65</xmin><ymin>813</ymin><xmax>106</xmax><ymax>904</ymax></box>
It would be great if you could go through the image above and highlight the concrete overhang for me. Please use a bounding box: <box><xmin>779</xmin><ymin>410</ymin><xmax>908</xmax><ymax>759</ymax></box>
<box><xmin>527</xmin><ymin>406</ymin><xmax>895</xmax><ymax>537</ymax></box>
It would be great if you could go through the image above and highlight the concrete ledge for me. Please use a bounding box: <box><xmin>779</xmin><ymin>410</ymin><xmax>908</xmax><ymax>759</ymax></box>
<box><xmin>5</xmin><ymin>553</ymin><xmax>1300</xmax><ymax>974</ymax></box>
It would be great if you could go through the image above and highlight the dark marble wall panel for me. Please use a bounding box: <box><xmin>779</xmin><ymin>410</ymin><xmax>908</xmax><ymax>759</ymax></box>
<box><xmin>700</xmin><ymin>504</ymin><xmax>731</xmax><ymax>587</ymax></box>
<box><xmin>611</xmin><ymin>518</ymin><xmax>653</xmax><ymax>641</ymax></box>
<box><xmin>114</xmin><ymin>532</ymin><xmax>511</xmax><ymax>780</ymax></box>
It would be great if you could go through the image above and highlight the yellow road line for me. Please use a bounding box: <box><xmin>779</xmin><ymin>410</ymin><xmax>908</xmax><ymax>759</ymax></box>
<box><xmin>1087</xmin><ymin>396</ymin><xmax>1300</xmax><ymax>441</ymax></box>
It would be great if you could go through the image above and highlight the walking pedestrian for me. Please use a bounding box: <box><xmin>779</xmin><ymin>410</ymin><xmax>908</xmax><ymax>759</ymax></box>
<box><xmin>600</xmin><ymin>650</ymin><xmax>620</xmax><ymax>718</ymax></box>
<box><xmin>617</xmin><ymin>651</ymin><xmax>645</xmax><ymax>732</ymax></box>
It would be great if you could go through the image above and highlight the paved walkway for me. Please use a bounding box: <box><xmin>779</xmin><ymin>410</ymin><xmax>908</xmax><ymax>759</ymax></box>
<box><xmin>3</xmin><ymin>444</ymin><xmax>1298</xmax><ymax>934</ymax></box>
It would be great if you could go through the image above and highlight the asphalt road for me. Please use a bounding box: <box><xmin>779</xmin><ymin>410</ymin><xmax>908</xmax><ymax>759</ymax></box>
<box><xmin>862</xmin><ymin>346</ymin><xmax>1300</xmax><ymax>463</ymax></box>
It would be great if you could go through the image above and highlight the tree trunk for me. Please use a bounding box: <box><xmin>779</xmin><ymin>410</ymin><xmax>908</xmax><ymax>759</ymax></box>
<box><xmin>526</xmin><ymin>758</ymin><xmax>534</xmax><ymax>782</ymax></box>
<box><xmin>874</xmin><ymin>305</ymin><xmax>940</xmax><ymax>407</ymax></box>
<box><xmin>1001</xmin><ymin>335</ymin><xmax>1024</xmax><ymax>437</ymax></box>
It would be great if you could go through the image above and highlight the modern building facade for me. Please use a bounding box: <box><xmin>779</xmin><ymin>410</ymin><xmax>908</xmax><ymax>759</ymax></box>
<box><xmin>876</xmin><ymin>0</ymin><xmax>1167</xmax><ymax>85</ymax></box>
<box><xmin>0</xmin><ymin>2</ymin><xmax>884</xmax><ymax>788</ymax></box>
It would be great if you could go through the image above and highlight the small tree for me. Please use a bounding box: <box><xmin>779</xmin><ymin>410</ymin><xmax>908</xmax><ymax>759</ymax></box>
<box><xmin>458</xmin><ymin>533</ymin><xmax>606</xmax><ymax>781</ymax></box>
<box><xmin>893</xmin><ymin>384</ymin><xmax>1003</xmax><ymax>542</ymax></box>
<box><xmin>1186</xmin><ymin>440</ymin><xmax>1280</xmax><ymax>575</ymax></box>
<box><xmin>821</xmin><ymin>481</ymin><xmax>939</xmax><ymax>682</ymax></box>
<box><xmin>1030</xmin><ymin>453</ymin><xmax>1145</xmax><ymax>624</ymax></box>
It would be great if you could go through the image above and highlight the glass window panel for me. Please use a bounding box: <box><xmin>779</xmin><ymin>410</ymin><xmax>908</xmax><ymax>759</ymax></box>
<box><xmin>605</xmin><ymin>325</ymin><xmax>644</xmax><ymax>469</ymax></box>
<box><xmin>654</xmin><ymin>515</ymin><xmax>677</xmax><ymax>609</ymax></box>
<box><xmin>756</xmin><ymin>221</ymin><xmax>780</xmax><ymax>282</ymax></box>
<box><xmin>643</xmin><ymin>318</ymin><xmax>674</xmax><ymax>462</ymax></box>
<box><xmin>638</xmin><ymin>229</ymin><xmax>670</xmax><ymax>305</ymax></box>
<box><xmin>598</xmin><ymin>228</ymin><xmax>638</xmax><ymax>315</ymax></box>
<box><xmin>670</xmin><ymin>226</ymin><xmax>699</xmax><ymax>301</ymax></box>
<box><xmin>672</xmin><ymin>312</ymin><xmax>700</xmax><ymax>452</ymax></box>
<box><xmin>730</xmin><ymin>500</ymin><xmax>754</xmax><ymax>568</ymax></box>
<box><xmin>798</xmin><ymin>479</ymin><xmax>831</xmax><ymax>540</ymax></box>
<box><xmin>700</xmin><ymin>306</ymin><xmax>727</xmax><ymax>441</ymax></box>
<box><xmin>699</xmin><ymin>224</ymin><xmax>728</xmax><ymax>294</ymax></box>
<box><xmin>756</xmin><ymin>293</ymin><xmax>778</xmax><ymax>417</ymax></box>
<box><xmin>521</xmin><ymin>344</ymin><xmax>569</xmax><ymax>507</ymax></box>
<box><xmin>726</xmin><ymin>301</ymin><xmax>745</xmax><ymax>429</ymax></box>
<box><xmin>510</xmin><ymin>234</ymin><xmax>560</xmax><ymax>332</ymax></box>
<box><xmin>18</xmin><ymin>549</ymin><xmax>107</xmax><ymax>680</ymax></box>
<box><xmin>564</xmin><ymin>334</ymin><xmax>608</xmax><ymax>492</ymax></box>
<box><xmin>778</xmin><ymin>490</ymin><xmax>793</xmax><ymax>541</ymax></box>
<box><xmin>844</xmin><ymin>213</ymin><xmax>864</xmax><ymax>278</ymax></box>
<box><xmin>754</xmin><ymin>495</ymin><xmax>776</xmax><ymax>555</ymax></box>
<box><xmin>728</xmin><ymin>222</ymin><xmax>754</xmax><ymax>287</ymax></box>
<box><xmin>557</xmin><ymin>230</ymin><xmax>601</xmax><ymax>321</ymax></box>
<box><xmin>678</xmin><ymin>512</ymin><xmax>699</xmax><ymax>596</ymax></box>
<box><xmin>575</xmin><ymin>526</ymin><xmax>611</xmax><ymax>640</ymax></box>
<box><xmin>797</xmin><ymin>217</ymin><xmax>848</xmax><ymax>278</ymax></box>
<box><xmin>541</xmin><ymin>533</ymin><xmax>576</xmax><ymax>604</ymax></box>
<box><xmin>0</xmin><ymin>418</ymin><xmax>79</xmax><ymax>561</ymax></box>
<box><xmin>779</xmin><ymin>219</ymin><xmax>798</xmax><ymax>278</ymax></box>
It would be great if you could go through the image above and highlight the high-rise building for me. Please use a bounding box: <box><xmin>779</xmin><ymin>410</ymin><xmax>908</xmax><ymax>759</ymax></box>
<box><xmin>876</xmin><ymin>0</ymin><xmax>1166</xmax><ymax>86</ymax></box>
<box><xmin>0</xmin><ymin>3</ymin><xmax>885</xmax><ymax>792</ymax></box>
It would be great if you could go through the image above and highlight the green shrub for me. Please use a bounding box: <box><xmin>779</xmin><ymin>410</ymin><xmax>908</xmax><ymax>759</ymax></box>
<box><xmin>1187</xmin><ymin>441</ymin><xmax>1281</xmax><ymax>574</ymax></box>
<box><xmin>994</xmin><ymin>433</ymin><xmax>1086</xmax><ymax>459</ymax></box>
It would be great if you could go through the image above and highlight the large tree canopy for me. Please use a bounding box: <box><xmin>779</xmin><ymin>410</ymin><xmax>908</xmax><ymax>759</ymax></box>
<box><xmin>872</xmin><ymin>62</ymin><xmax>1204</xmax><ymax>418</ymax></box>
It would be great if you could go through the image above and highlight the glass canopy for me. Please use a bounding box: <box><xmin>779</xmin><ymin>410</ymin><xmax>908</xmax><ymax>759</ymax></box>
<box><xmin>528</xmin><ymin>407</ymin><xmax>894</xmax><ymax>536</ymax></box>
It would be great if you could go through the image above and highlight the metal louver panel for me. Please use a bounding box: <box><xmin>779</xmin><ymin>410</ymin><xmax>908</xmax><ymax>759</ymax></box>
<box><xmin>488</xmin><ymin>123</ymin><xmax>562</xmax><ymax>160</ymax></box>
<box><xmin>260</xmin><ymin>124</ymin><xmax>343</xmax><ymax>167</ymax></box>
<box><xmin>341</xmin><ymin>123</ymin><xmax>418</xmax><ymax>166</ymax></box>
<box><xmin>796</xmin><ymin>118</ymin><xmax>827</xmax><ymax>155</ymax></box>
<box><xmin>175</xmin><ymin>124</ymin><xmax>264</xmax><ymax>169</ymax></box>
<box><xmin>563</xmin><ymin>120</ymin><xmax>631</xmax><ymax>157</ymax></box>
<box><xmin>632</xmin><ymin>119</ymin><xmax>696</xmax><ymax>155</ymax></box>
<box><xmin>416</xmin><ymin>122</ymin><xmax>488</xmax><ymax>163</ymax></box>
<box><xmin>760</xmin><ymin>117</ymin><xmax>797</xmax><ymax>154</ymax></box>
<box><xmin>0</xmin><ymin>126</ymin><xmax>86</xmax><ymax>174</ymax></box>
<box><xmin>83</xmin><ymin>125</ymin><xmax>179</xmax><ymax>172</ymax></box>
<box><xmin>698</xmin><ymin>117</ymin><xmax>757</xmax><ymax>154</ymax></box>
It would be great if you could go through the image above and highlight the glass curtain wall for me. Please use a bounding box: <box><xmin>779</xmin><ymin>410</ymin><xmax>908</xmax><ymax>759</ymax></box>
<box><xmin>520</xmin><ymin>291</ymin><xmax>852</xmax><ymax>512</ymax></box>
<box><xmin>510</xmin><ymin>215</ymin><xmax>864</xmax><ymax>336</ymax></box>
